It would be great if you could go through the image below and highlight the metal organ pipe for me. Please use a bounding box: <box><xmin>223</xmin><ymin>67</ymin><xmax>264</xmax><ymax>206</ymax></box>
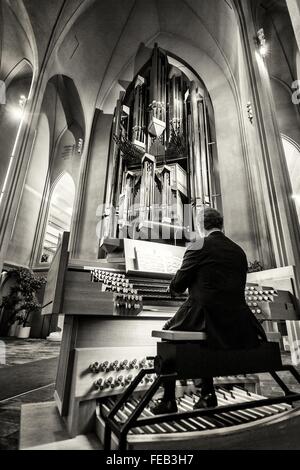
<box><xmin>173</xmin><ymin>76</ymin><xmax>177</xmax><ymax>124</ymax></box>
<box><xmin>140</xmin><ymin>155</ymin><xmax>156</xmax><ymax>225</ymax></box>
<box><xmin>121</xmin><ymin>172</ymin><xmax>134</xmax><ymax>229</ymax></box>
<box><xmin>162</xmin><ymin>167</ymin><xmax>172</xmax><ymax>223</ymax></box>
<box><xmin>198</xmin><ymin>99</ymin><xmax>208</xmax><ymax>204</ymax></box>
<box><xmin>149</xmin><ymin>44</ymin><xmax>167</xmax><ymax>124</ymax></box>
<box><xmin>102</xmin><ymin>95</ymin><xmax>124</xmax><ymax>239</ymax></box>
<box><xmin>161</xmin><ymin>54</ymin><xmax>167</xmax><ymax>122</ymax></box>
<box><xmin>179</xmin><ymin>76</ymin><xmax>183</xmax><ymax>128</ymax></box>
<box><xmin>176</xmin><ymin>77</ymin><xmax>179</xmax><ymax>126</ymax></box>
<box><xmin>151</xmin><ymin>45</ymin><xmax>158</xmax><ymax>116</ymax></box>
<box><xmin>203</xmin><ymin>98</ymin><xmax>213</xmax><ymax>205</ymax></box>
<box><xmin>132</xmin><ymin>77</ymin><xmax>145</xmax><ymax>146</ymax></box>
<box><xmin>190</xmin><ymin>83</ymin><xmax>203</xmax><ymax>206</ymax></box>
<box><xmin>169</xmin><ymin>76</ymin><xmax>184</xmax><ymax>133</ymax></box>
<box><xmin>133</xmin><ymin>85</ymin><xmax>139</xmax><ymax>142</ymax></box>
<box><xmin>140</xmin><ymin>86</ymin><xmax>145</xmax><ymax>144</ymax></box>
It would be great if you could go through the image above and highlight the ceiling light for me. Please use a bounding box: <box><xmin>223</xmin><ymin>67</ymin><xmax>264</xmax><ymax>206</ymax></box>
<box><xmin>8</xmin><ymin>105</ymin><xmax>24</xmax><ymax>122</ymax></box>
<box><xmin>257</xmin><ymin>28</ymin><xmax>268</xmax><ymax>57</ymax></box>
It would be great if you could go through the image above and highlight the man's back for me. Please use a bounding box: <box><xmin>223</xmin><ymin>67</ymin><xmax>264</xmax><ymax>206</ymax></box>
<box><xmin>167</xmin><ymin>231</ymin><xmax>266</xmax><ymax>349</ymax></box>
<box><xmin>188</xmin><ymin>231</ymin><xmax>248</xmax><ymax>304</ymax></box>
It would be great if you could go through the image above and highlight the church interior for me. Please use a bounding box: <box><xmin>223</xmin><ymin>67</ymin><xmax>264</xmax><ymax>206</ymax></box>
<box><xmin>1</xmin><ymin>0</ymin><xmax>300</xmax><ymax>451</ymax></box>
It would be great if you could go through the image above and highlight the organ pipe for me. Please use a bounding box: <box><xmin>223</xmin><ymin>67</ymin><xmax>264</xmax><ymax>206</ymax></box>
<box><xmin>203</xmin><ymin>99</ymin><xmax>213</xmax><ymax>205</ymax></box>
<box><xmin>148</xmin><ymin>44</ymin><xmax>166</xmax><ymax>137</ymax></box>
<box><xmin>198</xmin><ymin>99</ymin><xmax>209</xmax><ymax>204</ymax></box>
<box><xmin>161</xmin><ymin>166</ymin><xmax>172</xmax><ymax>223</ymax></box>
<box><xmin>132</xmin><ymin>76</ymin><xmax>145</xmax><ymax>147</ymax></box>
<box><xmin>102</xmin><ymin>94</ymin><xmax>124</xmax><ymax>239</ymax></box>
<box><xmin>190</xmin><ymin>82</ymin><xmax>203</xmax><ymax>206</ymax></box>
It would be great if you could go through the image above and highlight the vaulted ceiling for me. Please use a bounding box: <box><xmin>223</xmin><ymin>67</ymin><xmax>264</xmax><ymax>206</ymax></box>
<box><xmin>1</xmin><ymin>0</ymin><xmax>240</xmax><ymax>114</ymax></box>
<box><xmin>1</xmin><ymin>0</ymin><xmax>298</xmax><ymax>139</ymax></box>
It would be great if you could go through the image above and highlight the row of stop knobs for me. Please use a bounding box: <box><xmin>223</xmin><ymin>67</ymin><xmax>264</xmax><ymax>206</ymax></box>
<box><xmin>94</xmin><ymin>374</ymin><xmax>154</xmax><ymax>390</ymax></box>
<box><xmin>89</xmin><ymin>358</ymin><xmax>150</xmax><ymax>373</ymax></box>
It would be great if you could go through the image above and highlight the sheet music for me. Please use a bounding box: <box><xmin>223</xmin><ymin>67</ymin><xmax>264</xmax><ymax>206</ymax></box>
<box><xmin>124</xmin><ymin>238</ymin><xmax>185</xmax><ymax>275</ymax></box>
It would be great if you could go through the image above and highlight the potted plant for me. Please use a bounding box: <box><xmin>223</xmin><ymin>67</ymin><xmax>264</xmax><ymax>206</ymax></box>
<box><xmin>15</xmin><ymin>301</ymin><xmax>40</xmax><ymax>339</ymax></box>
<box><xmin>0</xmin><ymin>268</ymin><xmax>46</xmax><ymax>338</ymax></box>
<box><xmin>0</xmin><ymin>283</ymin><xmax>24</xmax><ymax>336</ymax></box>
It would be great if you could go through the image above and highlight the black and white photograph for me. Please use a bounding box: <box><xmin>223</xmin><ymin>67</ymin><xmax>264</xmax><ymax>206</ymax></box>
<box><xmin>1</xmin><ymin>0</ymin><xmax>300</xmax><ymax>457</ymax></box>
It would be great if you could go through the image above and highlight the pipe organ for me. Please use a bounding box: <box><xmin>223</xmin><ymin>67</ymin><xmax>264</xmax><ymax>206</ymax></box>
<box><xmin>101</xmin><ymin>44</ymin><xmax>217</xmax><ymax>251</ymax></box>
<box><xmin>30</xmin><ymin>47</ymin><xmax>300</xmax><ymax>452</ymax></box>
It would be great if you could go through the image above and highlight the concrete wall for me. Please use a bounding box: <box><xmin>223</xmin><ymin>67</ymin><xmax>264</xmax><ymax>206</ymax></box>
<box><xmin>76</xmin><ymin>111</ymin><xmax>113</xmax><ymax>260</ymax></box>
<box><xmin>6</xmin><ymin>113</ymin><xmax>49</xmax><ymax>265</ymax></box>
<box><xmin>271</xmin><ymin>79</ymin><xmax>300</xmax><ymax>147</ymax></box>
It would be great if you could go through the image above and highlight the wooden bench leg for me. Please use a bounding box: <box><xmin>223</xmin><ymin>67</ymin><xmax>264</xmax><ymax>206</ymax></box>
<box><xmin>104</xmin><ymin>425</ymin><xmax>112</xmax><ymax>450</ymax></box>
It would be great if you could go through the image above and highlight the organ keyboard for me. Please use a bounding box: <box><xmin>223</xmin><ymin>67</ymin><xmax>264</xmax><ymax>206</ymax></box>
<box><xmin>90</xmin><ymin>267</ymin><xmax>298</xmax><ymax>325</ymax></box>
<box><xmin>91</xmin><ymin>267</ymin><xmax>186</xmax><ymax>316</ymax></box>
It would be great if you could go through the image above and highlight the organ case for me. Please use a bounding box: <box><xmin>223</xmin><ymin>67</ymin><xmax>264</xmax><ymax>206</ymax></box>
<box><xmin>100</xmin><ymin>43</ymin><xmax>218</xmax><ymax>252</ymax></box>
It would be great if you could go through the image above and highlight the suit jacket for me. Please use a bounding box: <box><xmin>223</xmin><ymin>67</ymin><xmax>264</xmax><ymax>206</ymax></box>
<box><xmin>164</xmin><ymin>231</ymin><xmax>267</xmax><ymax>349</ymax></box>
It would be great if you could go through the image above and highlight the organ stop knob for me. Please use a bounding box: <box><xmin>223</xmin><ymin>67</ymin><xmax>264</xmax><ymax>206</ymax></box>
<box><xmin>119</xmin><ymin>360</ymin><xmax>128</xmax><ymax>369</ymax></box>
<box><xmin>89</xmin><ymin>362</ymin><xmax>99</xmax><ymax>373</ymax></box>
<box><xmin>115</xmin><ymin>376</ymin><xmax>124</xmax><ymax>387</ymax></box>
<box><xmin>104</xmin><ymin>377</ymin><xmax>114</xmax><ymax>388</ymax></box>
<box><xmin>94</xmin><ymin>378</ymin><xmax>104</xmax><ymax>390</ymax></box>
<box><xmin>129</xmin><ymin>359</ymin><xmax>138</xmax><ymax>369</ymax></box>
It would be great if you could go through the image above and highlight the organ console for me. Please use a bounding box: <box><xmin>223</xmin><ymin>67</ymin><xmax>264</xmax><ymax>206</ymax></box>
<box><xmin>31</xmin><ymin>232</ymin><xmax>299</xmax><ymax>450</ymax></box>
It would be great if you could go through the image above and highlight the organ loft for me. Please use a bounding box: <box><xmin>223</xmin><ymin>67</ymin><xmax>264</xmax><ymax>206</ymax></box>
<box><xmin>2</xmin><ymin>0</ymin><xmax>300</xmax><ymax>452</ymax></box>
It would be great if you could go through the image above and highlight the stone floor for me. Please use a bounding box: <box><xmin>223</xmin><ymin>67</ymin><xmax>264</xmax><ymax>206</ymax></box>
<box><xmin>0</xmin><ymin>338</ymin><xmax>300</xmax><ymax>450</ymax></box>
<box><xmin>0</xmin><ymin>338</ymin><xmax>60</xmax><ymax>450</ymax></box>
<box><xmin>0</xmin><ymin>384</ymin><xmax>57</xmax><ymax>450</ymax></box>
<box><xmin>0</xmin><ymin>337</ymin><xmax>60</xmax><ymax>368</ymax></box>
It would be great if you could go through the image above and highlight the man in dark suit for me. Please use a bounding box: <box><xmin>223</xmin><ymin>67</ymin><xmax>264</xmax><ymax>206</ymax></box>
<box><xmin>152</xmin><ymin>207</ymin><xmax>267</xmax><ymax>415</ymax></box>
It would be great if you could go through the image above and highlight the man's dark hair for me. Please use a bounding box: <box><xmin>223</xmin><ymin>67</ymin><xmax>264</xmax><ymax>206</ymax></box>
<box><xmin>203</xmin><ymin>208</ymin><xmax>223</xmax><ymax>231</ymax></box>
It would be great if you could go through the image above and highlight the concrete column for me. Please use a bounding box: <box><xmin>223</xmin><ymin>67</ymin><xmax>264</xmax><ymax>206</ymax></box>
<box><xmin>73</xmin><ymin>111</ymin><xmax>114</xmax><ymax>260</ymax></box>
<box><xmin>234</xmin><ymin>0</ymin><xmax>300</xmax><ymax>274</ymax></box>
<box><xmin>287</xmin><ymin>0</ymin><xmax>300</xmax><ymax>53</ymax></box>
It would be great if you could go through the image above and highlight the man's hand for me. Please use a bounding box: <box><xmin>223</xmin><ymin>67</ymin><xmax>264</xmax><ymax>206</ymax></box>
<box><xmin>166</xmin><ymin>285</ymin><xmax>177</xmax><ymax>298</ymax></box>
<box><xmin>163</xmin><ymin>318</ymin><xmax>173</xmax><ymax>330</ymax></box>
